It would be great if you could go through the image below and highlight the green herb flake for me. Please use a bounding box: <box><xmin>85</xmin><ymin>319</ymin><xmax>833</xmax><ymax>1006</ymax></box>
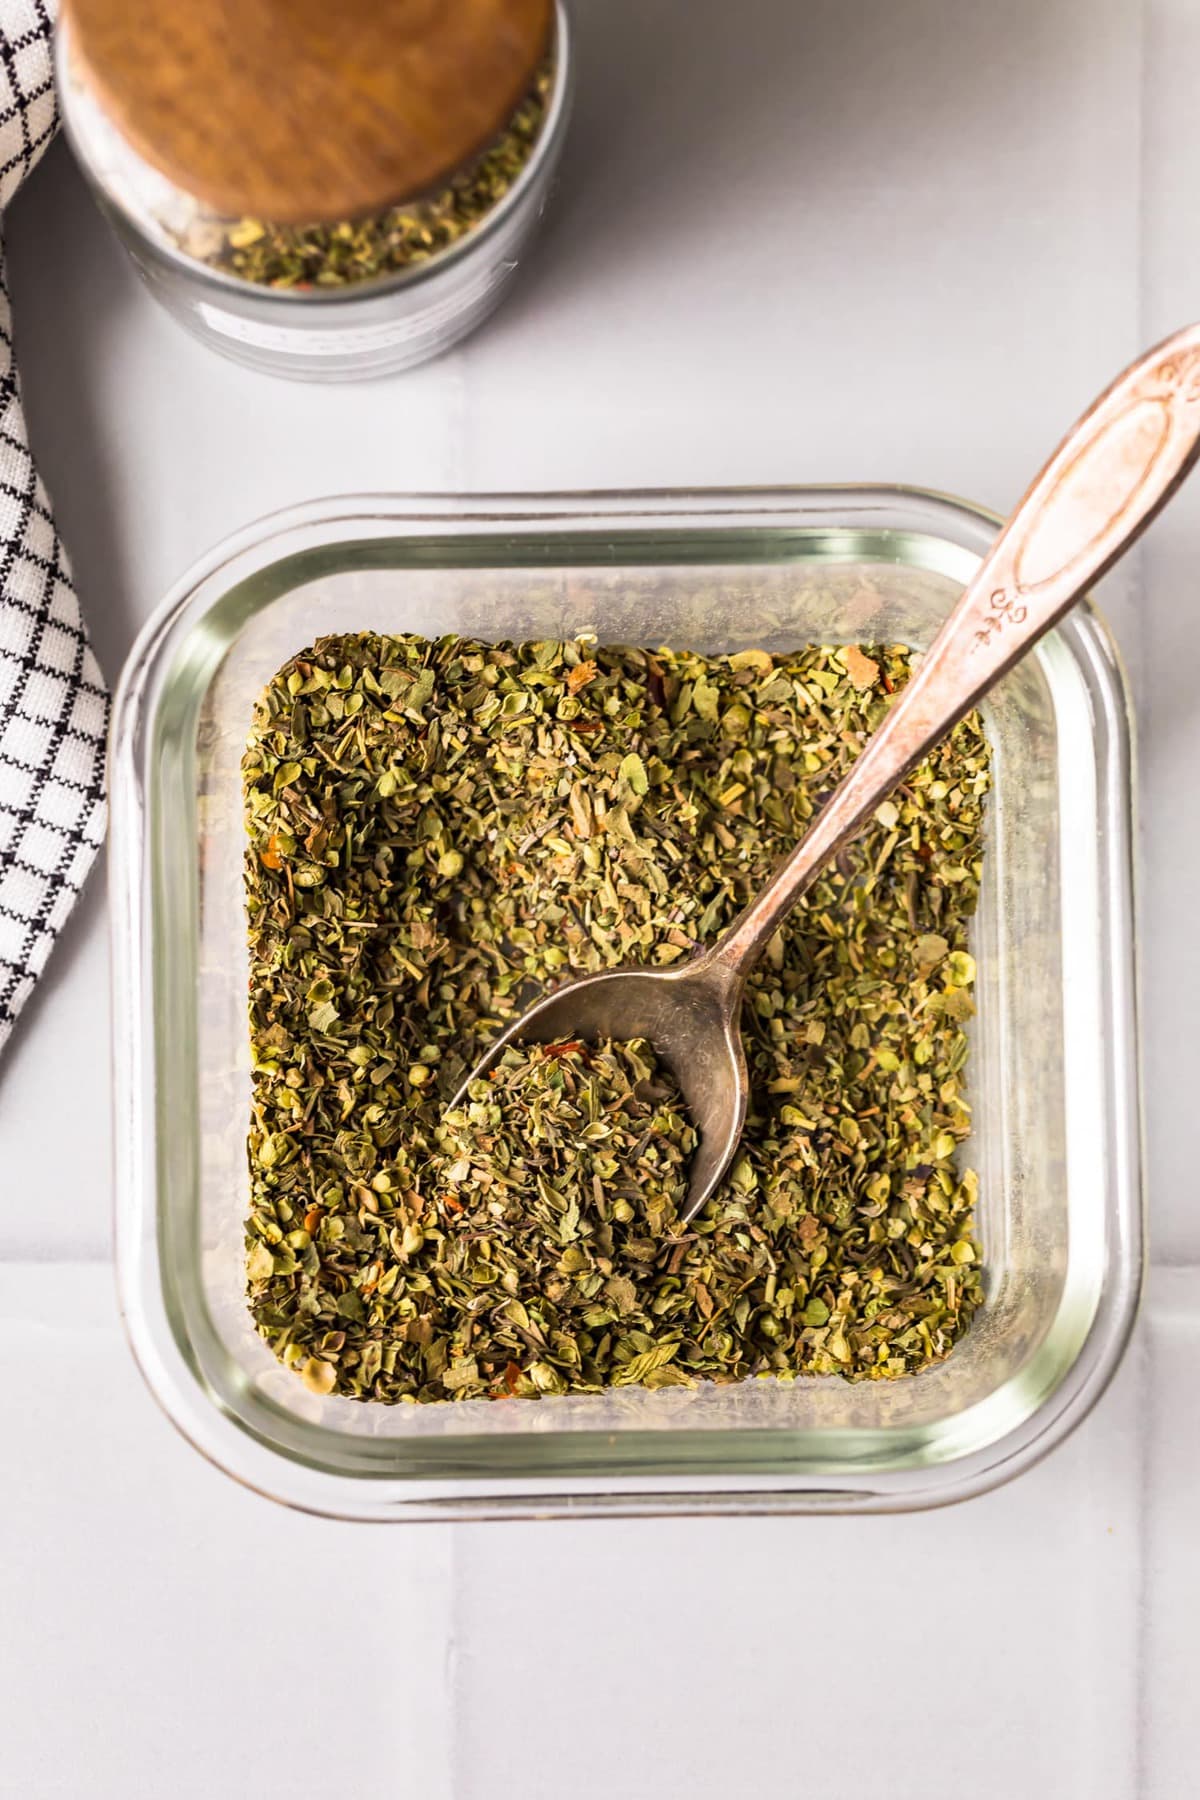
<box><xmin>243</xmin><ymin>632</ymin><xmax>990</xmax><ymax>1402</ymax></box>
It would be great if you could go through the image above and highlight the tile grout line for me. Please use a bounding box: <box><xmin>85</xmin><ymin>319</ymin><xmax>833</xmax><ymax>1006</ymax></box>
<box><xmin>1132</xmin><ymin>1312</ymin><xmax>1154</xmax><ymax>1799</ymax></box>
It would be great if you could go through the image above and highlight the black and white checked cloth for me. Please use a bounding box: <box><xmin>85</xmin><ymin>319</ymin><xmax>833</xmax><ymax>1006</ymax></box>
<box><xmin>0</xmin><ymin>0</ymin><xmax>106</xmax><ymax>1054</ymax></box>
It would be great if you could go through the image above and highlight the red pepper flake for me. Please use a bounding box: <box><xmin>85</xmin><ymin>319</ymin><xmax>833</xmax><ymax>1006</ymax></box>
<box><xmin>504</xmin><ymin>1361</ymin><xmax>521</xmax><ymax>1395</ymax></box>
<box><xmin>566</xmin><ymin>660</ymin><xmax>598</xmax><ymax>695</ymax></box>
<box><xmin>260</xmin><ymin>833</ymin><xmax>284</xmax><ymax>871</ymax></box>
<box><xmin>542</xmin><ymin>1039</ymin><xmax>588</xmax><ymax>1059</ymax></box>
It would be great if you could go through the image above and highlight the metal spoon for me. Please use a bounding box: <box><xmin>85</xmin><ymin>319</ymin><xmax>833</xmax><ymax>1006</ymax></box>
<box><xmin>451</xmin><ymin>324</ymin><xmax>1200</xmax><ymax>1222</ymax></box>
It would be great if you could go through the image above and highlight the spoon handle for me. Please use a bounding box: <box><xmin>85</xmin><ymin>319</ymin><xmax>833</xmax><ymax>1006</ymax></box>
<box><xmin>712</xmin><ymin>322</ymin><xmax>1200</xmax><ymax>979</ymax></box>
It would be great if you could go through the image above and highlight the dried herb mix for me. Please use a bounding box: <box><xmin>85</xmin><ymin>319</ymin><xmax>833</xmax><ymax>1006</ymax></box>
<box><xmin>200</xmin><ymin>64</ymin><xmax>551</xmax><ymax>291</ymax></box>
<box><xmin>244</xmin><ymin>632</ymin><xmax>990</xmax><ymax>1403</ymax></box>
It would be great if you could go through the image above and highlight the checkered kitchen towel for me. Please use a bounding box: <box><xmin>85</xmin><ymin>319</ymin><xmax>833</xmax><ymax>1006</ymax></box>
<box><xmin>0</xmin><ymin>0</ymin><xmax>106</xmax><ymax>1053</ymax></box>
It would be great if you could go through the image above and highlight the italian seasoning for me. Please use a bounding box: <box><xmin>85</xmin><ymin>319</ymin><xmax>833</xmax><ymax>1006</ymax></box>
<box><xmin>201</xmin><ymin>64</ymin><xmax>551</xmax><ymax>290</ymax></box>
<box><xmin>243</xmin><ymin>632</ymin><xmax>990</xmax><ymax>1403</ymax></box>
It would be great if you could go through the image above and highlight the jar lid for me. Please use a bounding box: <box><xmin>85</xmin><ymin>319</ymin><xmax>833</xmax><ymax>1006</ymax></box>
<box><xmin>63</xmin><ymin>0</ymin><xmax>554</xmax><ymax>223</ymax></box>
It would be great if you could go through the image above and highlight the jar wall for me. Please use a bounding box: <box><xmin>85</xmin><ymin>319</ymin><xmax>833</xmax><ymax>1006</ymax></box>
<box><xmin>109</xmin><ymin>490</ymin><xmax>1142</xmax><ymax>1517</ymax></box>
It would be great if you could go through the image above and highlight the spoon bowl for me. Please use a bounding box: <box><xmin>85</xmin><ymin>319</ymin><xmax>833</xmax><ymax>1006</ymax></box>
<box><xmin>450</xmin><ymin>324</ymin><xmax>1200</xmax><ymax>1225</ymax></box>
<box><xmin>449</xmin><ymin>956</ymin><xmax>749</xmax><ymax>1222</ymax></box>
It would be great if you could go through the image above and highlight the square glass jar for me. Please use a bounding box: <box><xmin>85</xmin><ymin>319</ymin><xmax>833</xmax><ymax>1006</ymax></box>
<box><xmin>110</xmin><ymin>489</ymin><xmax>1142</xmax><ymax>1518</ymax></box>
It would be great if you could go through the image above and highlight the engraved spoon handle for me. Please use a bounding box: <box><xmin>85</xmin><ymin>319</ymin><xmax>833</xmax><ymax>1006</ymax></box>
<box><xmin>712</xmin><ymin>322</ymin><xmax>1200</xmax><ymax>979</ymax></box>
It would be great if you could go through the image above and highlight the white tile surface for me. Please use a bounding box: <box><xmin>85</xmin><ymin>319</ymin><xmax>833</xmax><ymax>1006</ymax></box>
<box><xmin>1140</xmin><ymin>1267</ymin><xmax>1200</xmax><ymax>1798</ymax></box>
<box><xmin>7</xmin><ymin>1264</ymin><xmax>1185</xmax><ymax>1800</ymax></box>
<box><xmin>1134</xmin><ymin>0</ymin><xmax>1200</xmax><ymax>1264</ymax></box>
<box><xmin>0</xmin><ymin>0</ymin><xmax>1197</xmax><ymax>1793</ymax></box>
<box><xmin>453</xmin><ymin>1368</ymin><xmax>1145</xmax><ymax>1800</ymax></box>
<box><xmin>0</xmin><ymin>1268</ymin><xmax>457</xmax><ymax>1800</ymax></box>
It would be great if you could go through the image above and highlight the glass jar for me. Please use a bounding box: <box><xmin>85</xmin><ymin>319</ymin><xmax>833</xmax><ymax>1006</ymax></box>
<box><xmin>109</xmin><ymin>488</ymin><xmax>1143</xmax><ymax>1518</ymax></box>
<box><xmin>56</xmin><ymin>2</ymin><xmax>574</xmax><ymax>381</ymax></box>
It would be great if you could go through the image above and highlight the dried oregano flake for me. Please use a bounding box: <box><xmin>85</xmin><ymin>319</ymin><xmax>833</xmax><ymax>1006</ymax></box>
<box><xmin>243</xmin><ymin>632</ymin><xmax>990</xmax><ymax>1402</ymax></box>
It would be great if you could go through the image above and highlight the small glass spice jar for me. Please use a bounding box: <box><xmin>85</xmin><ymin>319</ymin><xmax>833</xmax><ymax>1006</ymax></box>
<box><xmin>56</xmin><ymin>0</ymin><xmax>573</xmax><ymax>381</ymax></box>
